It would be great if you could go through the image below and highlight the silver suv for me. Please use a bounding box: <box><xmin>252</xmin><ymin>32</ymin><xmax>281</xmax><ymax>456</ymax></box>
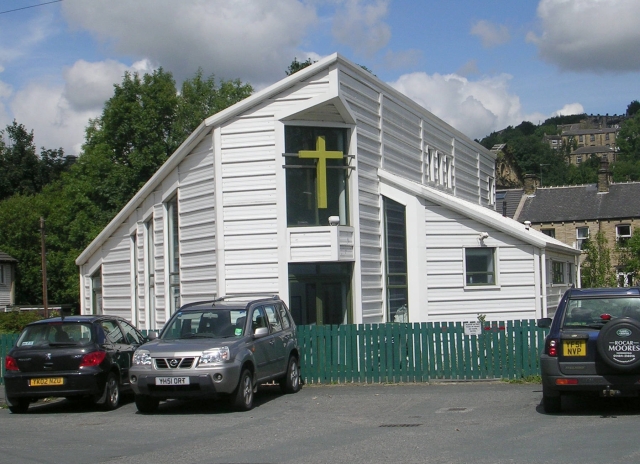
<box><xmin>129</xmin><ymin>295</ymin><xmax>300</xmax><ymax>413</ymax></box>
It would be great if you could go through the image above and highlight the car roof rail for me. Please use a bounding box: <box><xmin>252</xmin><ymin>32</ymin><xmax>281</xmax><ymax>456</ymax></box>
<box><xmin>177</xmin><ymin>294</ymin><xmax>280</xmax><ymax>310</ymax></box>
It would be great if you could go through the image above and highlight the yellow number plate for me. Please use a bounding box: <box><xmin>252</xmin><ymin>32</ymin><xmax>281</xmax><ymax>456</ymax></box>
<box><xmin>29</xmin><ymin>377</ymin><xmax>65</xmax><ymax>387</ymax></box>
<box><xmin>563</xmin><ymin>340</ymin><xmax>586</xmax><ymax>356</ymax></box>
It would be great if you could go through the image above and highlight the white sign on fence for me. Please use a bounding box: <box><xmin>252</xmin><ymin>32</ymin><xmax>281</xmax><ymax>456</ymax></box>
<box><xmin>464</xmin><ymin>321</ymin><xmax>482</xmax><ymax>336</ymax></box>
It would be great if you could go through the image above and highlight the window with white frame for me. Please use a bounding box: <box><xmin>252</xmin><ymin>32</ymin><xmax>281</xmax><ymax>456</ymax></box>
<box><xmin>433</xmin><ymin>151</ymin><xmax>440</xmax><ymax>184</ymax></box>
<box><xmin>0</xmin><ymin>264</ymin><xmax>4</xmax><ymax>285</ymax></box>
<box><xmin>488</xmin><ymin>176</ymin><xmax>495</xmax><ymax>205</ymax></box>
<box><xmin>424</xmin><ymin>147</ymin><xmax>431</xmax><ymax>182</ymax></box>
<box><xmin>552</xmin><ymin>261</ymin><xmax>565</xmax><ymax>284</ymax></box>
<box><xmin>146</xmin><ymin>218</ymin><xmax>156</xmax><ymax>329</ymax></box>
<box><xmin>166</xmin><ymin>195</ymin><xmax>180</xmax><ymax>316</ymax></box>
<box><xmin>576</xmin><ymin>227</ymin><xmax>589</xmax><ymax>250</ymax></box>
<box><xmin>465</xmin><ymin>248</ymin><xmax>496</xmax><ymax>286</ymax></box>
<box><xmin>616</xmin><ymin>224</ymin><xmax>631</xmax><ymax>244</ymax></box>
<box><xmin>92</xmin><ymin>269</ymin><xmax>103</xmax><ymax>315</ymax></box>
<box><xmin>567</xmin><ymin>262</ymin><xmax>574</xmax><ymax>285</ymax></box>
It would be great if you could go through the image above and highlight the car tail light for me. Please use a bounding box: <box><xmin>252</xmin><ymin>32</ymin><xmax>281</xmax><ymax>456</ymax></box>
<box><xmin>556</xmin><ymin>378</ymin><xmax>578</xmax><ymax>385</ymax></box>
<box><xmin>5</xmin><ymin>355</ymin><xmax>19</xmax><ymax>371</ymax></box>
<box><xmin>80</xmin><ymin>351</ymin><xmax>107</xmax><ymax>367</ymax></box>
<box><xmin>548</xmin><ymin>339</ymin><xmax>559</xmax><ymax>357</ymax></box>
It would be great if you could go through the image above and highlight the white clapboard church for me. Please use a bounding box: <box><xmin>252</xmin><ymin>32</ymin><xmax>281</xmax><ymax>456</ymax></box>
<box><xmin>76</xmin><ymin>53</ymin><xmax>580</xmax><ymax>330</ymax></box>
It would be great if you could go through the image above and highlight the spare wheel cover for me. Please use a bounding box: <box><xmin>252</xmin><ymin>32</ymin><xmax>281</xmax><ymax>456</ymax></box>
<box><xmin>597</xmin><ymin>317</ymin><xmax>640</xmax><ymax>370</ymax></box>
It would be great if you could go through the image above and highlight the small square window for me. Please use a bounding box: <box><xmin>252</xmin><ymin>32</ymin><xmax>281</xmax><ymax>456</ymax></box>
<box><xmin>617</xmin><ymin>224</ymin><xmax>631</xmax><ymax>243</ymax></box>
<box><xmin>465</xmin><ymin>248</ymin><xmax>496</xmax><ymax>286</ymax></box>
<box><xmin>541</xmin><ymin>228</ymin><xmax>555</xmax><ymax>238</ymax></box>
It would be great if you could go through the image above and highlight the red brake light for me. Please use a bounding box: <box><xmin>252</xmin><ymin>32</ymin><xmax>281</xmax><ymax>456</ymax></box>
<box><xmin>5</xmin><ymin>355</ymin><xmax>19</xmax><ymax>371</ymax></box>
<box><xmin>548</xmin><ymin>339</ymin><xmax>559</xmax><ymax>357</ymax></box>
<box><xmin>601</xmin><ymin>314</ymin><xmax>612</xmax><ymax>321</ymax></box>
<box><xmin>80</xmin><ymin>351</ymin><xmax>107</xmax><ymax>367</ymax></box>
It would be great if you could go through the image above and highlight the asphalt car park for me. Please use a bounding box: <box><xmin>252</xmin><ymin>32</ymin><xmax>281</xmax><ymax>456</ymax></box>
<box><xmin>2</xmin><ymin>381</ymin><xmax>640</xmax><ymax>464</ymax></box>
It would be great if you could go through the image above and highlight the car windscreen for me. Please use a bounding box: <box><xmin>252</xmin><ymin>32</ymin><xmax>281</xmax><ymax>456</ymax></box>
<box><xmin>562</xmin><ymin>297</ymin><xmax>640</xmax><ymax>328</ymax></box>
<box><xmin>161</xmin><ymin>309</ymin><xmax>247</xmax><ymax>340</ymax></box>
<box><xmin>16</xmin><ymin>322</ymin><xmax>94</xmax><ymax>347</ymax></box>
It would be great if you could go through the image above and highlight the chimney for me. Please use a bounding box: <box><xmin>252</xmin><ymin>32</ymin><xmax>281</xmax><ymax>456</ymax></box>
<box><xmin>598</xmin><ymin>158</ymin><xmax>611</xmax><ymax>193</ymax></box>
<box><xmin>523</xmin><ymin>174</ymin><xmax>539</xmax><ymax>195</ymax></box>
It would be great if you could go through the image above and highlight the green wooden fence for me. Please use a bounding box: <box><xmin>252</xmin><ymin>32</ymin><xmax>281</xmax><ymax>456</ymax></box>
<box><xmin>0</xmin><ymin>320</ymin><xmax>548</xmax><ymax>386</ymax></box>
<box><xmin>1</xmin><ymin>333</ymin><xmax>19</xmax><ymax>385</ymax></box>
<box><xmin>297</xmin><ymin>320</ymin><xmax>549</xmax><ymax>384</ymax></box>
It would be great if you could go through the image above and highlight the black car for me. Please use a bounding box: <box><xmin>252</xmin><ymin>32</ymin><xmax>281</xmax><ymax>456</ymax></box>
<box><xmin>4</xmin><ymin>315</ymin><xmax>147</xmax><ymax>414</ymax></box>
<box><xmin>538</xmin><ymin>287</ymin><xmax>640</xmax><ymax>413</ymax></box>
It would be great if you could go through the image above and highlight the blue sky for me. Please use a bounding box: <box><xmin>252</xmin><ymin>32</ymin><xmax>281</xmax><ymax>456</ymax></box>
<box><xmin>1</xmin><ymin>0</ymin><xmax>639</xmax><ymax>156</ymax></box>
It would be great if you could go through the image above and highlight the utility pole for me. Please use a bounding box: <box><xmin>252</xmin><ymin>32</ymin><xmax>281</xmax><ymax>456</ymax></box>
<box><xmin>40</xmin><ymin>217</ymin><xmax>49</xmax><ymax>318</ymax></box>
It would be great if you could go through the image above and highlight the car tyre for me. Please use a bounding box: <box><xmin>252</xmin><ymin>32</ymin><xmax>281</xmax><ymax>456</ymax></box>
<box><xmin>233</xmin><ymin>369</ymin><xmax>254</xmax><ymax>411</ymax></box>
<box><xmin>542</xmin><ymin>390</ymin><xmax>561</xmax><ymax>414</ymax></box>
<box><xmin>96</xmin><ymin>372</ymin><xmax>120</xmax><ymax>410</ymax></box>
<box><xmin>135</xmin><ymin>394</ymin><xmax>160</xmax><ymax>414</ymax></box>
<box><xmin>7</xmin><ymin>397</ymin><xmax>30</xmax><ymax>414</ymax></box>
<box><xmin>280</xmin><ymin>356</ymin><xmax>301</xmax><ymax>394</ymax></box>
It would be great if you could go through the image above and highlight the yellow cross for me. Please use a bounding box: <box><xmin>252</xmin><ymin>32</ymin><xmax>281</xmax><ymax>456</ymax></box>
<box><xmin>298</xmin><ymin>136</ymin><xmax>343</xmax><ymax>209</ymax></box>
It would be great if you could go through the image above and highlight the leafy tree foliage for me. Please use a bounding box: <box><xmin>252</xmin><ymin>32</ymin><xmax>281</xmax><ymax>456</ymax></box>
<box><xmin>0</xmin><ymin>121</ymin><xmax>73</xmax><ymax>201</ymax></box>
<box><xmin>581</xmin><ymin>232</ymin><xmax>617</xmax><ymax>288</ymax></box>
<box><xmin>286</xmin><ymin>57</ymin><xmax>316</xmax><ymax>75</ymax></box>
<box><xmin>627</xmin><ymin>100</ymin><xmax>640</xmax><ymax>117</ymax></box>
<box><xmin>0</xmin><ymin>68</ymin><xmax>252</xmax><ymax>306</ymax></box>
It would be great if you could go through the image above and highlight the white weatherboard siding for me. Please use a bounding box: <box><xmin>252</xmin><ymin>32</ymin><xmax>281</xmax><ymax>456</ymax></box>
<box><xmin>423</xmin><ymin>201</ymin><xmax>538</xmax><ymax>321</ymax></box>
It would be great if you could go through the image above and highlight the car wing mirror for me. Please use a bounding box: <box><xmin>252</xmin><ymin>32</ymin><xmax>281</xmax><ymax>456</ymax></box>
<box><xmin>147</xmin><ymin>331</ymin><xmax>158</xmax><ymax>341</ymax></box>
<box><xmin>537</xmin><ymin>317</ymin><xmax>552</xmax><ymax>328</ymax></box>
<box><xmin>253</xmin><ymin>327</ymin><xmax>269</xmax><ymax>338</ymax></box>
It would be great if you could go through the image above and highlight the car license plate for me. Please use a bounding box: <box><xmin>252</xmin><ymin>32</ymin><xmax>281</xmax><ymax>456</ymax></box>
<box><xmin>563</xmin><ymin>340</ymin><xmax>586</xmax><ymax>356</ymax></box>
<box><xmin>29</xmin><ymin>377</ymin><xmax>65</xmax><ymax>387</ymax></box>
<box><xmin>155</xmin><ymin>377</ymin><xmax>190</xmax><ymax>386</ymax></box>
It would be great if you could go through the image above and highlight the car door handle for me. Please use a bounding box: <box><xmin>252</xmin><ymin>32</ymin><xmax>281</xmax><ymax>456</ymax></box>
<box><xmin>269</xmin><ymin>340</ymin><xmax>275</xmax><ymax>345</ymax></box>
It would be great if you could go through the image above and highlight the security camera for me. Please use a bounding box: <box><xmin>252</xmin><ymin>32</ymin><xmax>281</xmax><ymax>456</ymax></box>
<box><xmin>328</xmin><ymin>216</ymin><xmax>340</xmax><ymax>226</ymax></box>
<box><xmin>479</xmin><ymin>232</ymin><xmax>489</xmax><ymax>240</ymax></box>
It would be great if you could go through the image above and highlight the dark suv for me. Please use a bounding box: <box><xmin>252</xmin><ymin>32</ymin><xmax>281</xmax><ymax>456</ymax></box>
<box><xmin>4</xmin><ymin>315</ymin><xmax>147</xmax><ymax>413</ymax></box>
<box><xmin>129</xmin><ymin>295</ymin><xmax>301</xmax><ymax>413</ymax></box>
<box><xmin>538</xmin><ymin>287</ymin><xmax>640</xmax><ymax>413</ymax></box>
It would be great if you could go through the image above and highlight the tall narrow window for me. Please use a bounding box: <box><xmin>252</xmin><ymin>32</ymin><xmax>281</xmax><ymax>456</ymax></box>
<box><xmin>488</xmin><ymin>176</ymin><xmax>495</xmax><ymax>205</ymax></box>
<box><xmin>91</xmin><ymin>269</ymin><xmax>103</xmax><ymax>315</ymax></box>
<box><xmin>552</xmin><ymin>261</ymin><xmax>565</xmax><ymax>284</ymax></box>
<box><xmin>284</xmin><ymin>126</ymin><xmax>349</xmax><ymax>227</ymax></box>
<box><xmin>131</xmin><ymin>233</ymin><xmax>139</xmax><ymax>326</ymax></box>
<box><xmin>616</xmin><ymin>224</ymin><xmax>631</xmax><ymax>244</ymax></box>
<box><xmin>167</xmin><ymin>196</ymin><xmax>180</xmax><ymax>315</ymax></box>
<box><xmin>146</xmin><ymin>219</ymin><xmax>156</xmax><ymax>330</ymax></box>
<box><xmin>576</xmin><ymin>227</ymin><xmax>589</xmax><ymax>250</ymax></box>
<box><xmin>384</xmin><ymin>197</ymin><xmax>408</xmax><ymax>322</ymax></box>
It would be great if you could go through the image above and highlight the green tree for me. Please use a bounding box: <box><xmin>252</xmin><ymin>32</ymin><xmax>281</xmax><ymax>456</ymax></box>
<box><xmin>286</xmin><ymin>57</ymin><xmax>316</xmax><ymax>75</ymax></box>
<box><xmin>581</xmin><ymin>232</ymin><xmax>617</xmax><ymax>288</ymax></box>
<box><xmin>0</xmin><ymin>68</ymin><xmax>253</xmax><ymax>306</ymax></box>
<box><xmin>627</xmin><ymin>100</ymin><xmax>640</xmax><ymax>117</ymax></box>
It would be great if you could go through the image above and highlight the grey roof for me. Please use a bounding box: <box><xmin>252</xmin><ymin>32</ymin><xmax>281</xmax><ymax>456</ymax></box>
<box><xmin>517</xmin><ymin>183</ymin><xmax>640</xmax><ymax>223</ymax></box>
<box><xmin>496</xmin><ymin>189</ymin><xmax>524</xmax><ymax>219</ymax></box>
<box><xmin>562</xmin><ymin>128</ymin><xmax>617</xmax><ymax>136</ymax></box>
<box><xmin>0</xmin><ymin>251</ymin><xmax>17</xmax><ymax>262</ymax></box>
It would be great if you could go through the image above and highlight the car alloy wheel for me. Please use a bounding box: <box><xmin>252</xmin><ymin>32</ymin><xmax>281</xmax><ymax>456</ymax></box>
<box><xmin>280</xmin><ymin>356</ymin><xmax>301</xmax><ymax>394</ymax></box>
<box><xmin>234</xmin><ymin>369</ymin><xmax>254</xmax><ymax>411</ymax></box>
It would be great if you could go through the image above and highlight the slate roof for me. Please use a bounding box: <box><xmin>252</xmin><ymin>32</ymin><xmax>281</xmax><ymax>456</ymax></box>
<box><xmin>496</xmin><ymin>189</ymin><xmax>524</xmax><ymax>219</ymax></box>
<box><xmin>0</xmin><ymin>251</ymin><xmax>17</xmax><ymax>262</ymax></box>
<box><xmin>517</xmin><ymin>183</ymin><xmax>640</xmax><ymax>223</ymax></box>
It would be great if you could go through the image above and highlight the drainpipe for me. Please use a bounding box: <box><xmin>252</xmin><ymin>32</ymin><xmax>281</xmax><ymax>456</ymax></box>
<box><xmin>540</xmin><ymin>249</ymin><xmax>547</xmax><ymax>318</ymax></box>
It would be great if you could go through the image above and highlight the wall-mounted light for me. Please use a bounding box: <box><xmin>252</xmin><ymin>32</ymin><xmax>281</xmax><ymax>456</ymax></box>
<box><xmin>328</xmin><ymin>216</ymin><xmax>340</xmax><ymax>226</ymax></box>
<box><xmin>524</xmin><ymin>221</ymin><xmax>531</xmax><ymax>230</ymax></box>
<box><xmin>479</xmin><ymin>232</ymin><xmax>489</xmax><ymax>240</ymax></box>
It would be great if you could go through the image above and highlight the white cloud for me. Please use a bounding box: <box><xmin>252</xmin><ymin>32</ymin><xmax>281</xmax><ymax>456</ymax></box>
<box><xmin>332</xmin><ymin>0</ymin><xmax>391</xmax><ymax>56</ymax></box>
<box><xmin>388</xmin><ymin>72</ymin><xmax>584</xmax><ymax>139</ymax></box>
<box><xmin>552</xmin><ymin>103</ymin><xmax>585</xmax><ymax>116</ymax></box>
<box><xmin>470</xmin><ymin>20</ymin><xmax>510</xmax><ymax>48</ymax></box>
<box><xmin>61</xmin><ymin>0</ymin><xmax>318</xmax><ymax>87</ymax></box>
<box><xmin>63</xmin><ymin>59</ymin><xmax>154</xmax><ymax>111</ymax></box>
<box><xmin>388</xmin><ymin>72</ymin><xmax>523</xmax><ymax>139</ymax></box>
<box><xmin>527</xmin><ymin>0</ymin><xmax>640</xmax><ymax>72</ymax></box>
<box><xmin>9</xmin><ymin>59</ymin><xmax>157</xmax><ymax>156</ymax></box>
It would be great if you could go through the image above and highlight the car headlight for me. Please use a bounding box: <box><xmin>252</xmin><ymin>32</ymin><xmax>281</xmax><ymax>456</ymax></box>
<box><xmin>199</xmin><ymin>347</ymin><xmax>230</xmax><ymax>365</ymax></box>
<box><xmin>133</xmin><ymin>350</ymin><xmax>152</xmax><ymax>366</ymax></box>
